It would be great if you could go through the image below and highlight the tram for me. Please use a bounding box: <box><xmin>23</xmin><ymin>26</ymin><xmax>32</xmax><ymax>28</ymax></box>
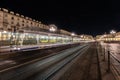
<box><xmin>0</xmin><ymin>30</ymin><xmax>81</xmax><ymax>46</ymax></box>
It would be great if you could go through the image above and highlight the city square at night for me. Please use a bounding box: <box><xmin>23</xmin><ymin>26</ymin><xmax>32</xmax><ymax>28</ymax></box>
<box><xmin>0</xmin><ymin>0</ymin><xmax>120</xmax><ymax>80</ymax></box>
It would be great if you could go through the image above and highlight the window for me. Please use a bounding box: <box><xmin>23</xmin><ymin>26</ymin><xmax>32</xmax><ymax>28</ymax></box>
<box><xmin>22</xmin><ymin>20</ymin><xmax>24</xmax><ymax>23</ymax></box>
<box><xmin>11</xmin><ymin>17</ymin><xmax>14</xmax><ymax>20</ymax></box>
<box><xmin>11</xmin><ymin>22</ymin><xmax>14</xmax><ymax>24</ymax></box>
<box><xmin>4</xmin><ymin>19</ymin><xmax>8</xmax><ymax>23</ymax></box>
<box><xmin>22</xmin><ymin>24</ymin><xmax>24</xmax><ymax>26</ymax></box>
<box><xmin>5</xmin><ymin>14</ymin><xmax>7</xmax><ymax>17</ymax></box>
<box><xmin>16</xmin><ymin>22</ymin><xmax>20</xmax><ymax>26</ymax></box>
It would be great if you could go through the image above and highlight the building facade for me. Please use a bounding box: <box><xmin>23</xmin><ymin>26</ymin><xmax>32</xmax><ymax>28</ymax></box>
<box><xmin>0</xmin><ymin>8</ymin><xmax>54</xmax><ymax>46</ymax></box>
<box><xmin>0</xmin><ymin>8</ymin><xmax>94</xmax><ymax>46</ymax></box>
<box><xmin>0</xmin><ymin>8</ymin><xmax>83</xmax><ymax>46</ymax></box>
<box><xmin>0</xmin><ymin>8</ymin><xmax>50</xmax><ymax>32</ymax></box>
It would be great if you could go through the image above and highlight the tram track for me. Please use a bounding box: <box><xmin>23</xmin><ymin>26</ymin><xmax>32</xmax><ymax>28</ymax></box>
<box><xmin>39</xmin><ymin>44</ymin><xmax>90</xmax><ymax>80</ymax></box>
<box><xmin>58</xmin><ymin>43</ymin><xmax>101</xmax><ymax>80</ymax></box>
<box><xmin>0</xmin><ymin>43</ymin><xmax>89</xmax><ymax>80</ymax></box>
<box><xmin>0</xmin><ymin>44</ymin><xmax>79</xmax><ymax>70</ymax></box>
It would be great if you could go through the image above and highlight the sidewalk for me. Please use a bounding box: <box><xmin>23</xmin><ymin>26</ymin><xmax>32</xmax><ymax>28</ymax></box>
<box><xmin>97</xmin><ymin>44</ymin><xmax>116</xmax><ymax>80</ymax></box>
<box><xmin>52</xmin><ymin>43</ymin><xmax>115</xmax><ymax>80</ymax></box>
<box><xmin>53</xmin><ymin>44</ymin><xmax>99</xmax><ymax>80</ymax></box>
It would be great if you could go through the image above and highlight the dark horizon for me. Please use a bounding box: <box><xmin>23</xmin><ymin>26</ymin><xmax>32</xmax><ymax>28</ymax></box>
<box><xmin>0</xmin><ymin>0</ymin><xmax>120</xmax><ymax>37</ymax></box>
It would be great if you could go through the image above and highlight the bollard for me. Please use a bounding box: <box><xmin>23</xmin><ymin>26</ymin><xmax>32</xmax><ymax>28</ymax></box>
<box><xmin>103</xmin><ymin>48</ymin><xmax>105</xmax><ymax>61</ymax></box>
<box><xmin>101</xmin><ymin>47</ymin><xmax>103</xmax><ymax>56</ymax></box>
<box><xmin>107</xmin><ymin>51</ymin><xmax>110</xmax><ymax>72</ymax></box>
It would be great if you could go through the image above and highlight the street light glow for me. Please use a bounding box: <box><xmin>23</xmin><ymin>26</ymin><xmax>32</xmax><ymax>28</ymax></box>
<box><xmin>71</xmin><ymin>32</ymin><xmax>75</xmax><ymax>36</ymax></box>
<box><xmin>81</xmin><ymin>35</ymin><xmax>84</xmax><ymax>38</ymax></box>
<box><xmin>110</xmin><ymin>30</ymin><xmax>116</xmax><ymax>34</ymax></box>
<box><xmin>49</xmin><ymin>27</ymin><xmax>56</xmax><ymax>32</ymax></box>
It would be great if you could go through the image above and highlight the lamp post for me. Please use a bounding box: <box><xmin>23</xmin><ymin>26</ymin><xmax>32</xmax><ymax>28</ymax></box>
<box><xmin>80</xmin><ymin>35</ymin><xmax>84</xmax><ymax>42</ymax></box>
<box><xmin>110</xmin><ymin>30</ymin><xmax>116</xmax><ymax>34</ymax></box>
<box><xmin>105</xmin><ymin>30</ymin><xmax>116</xmax><ymax>72</ymax></box>
<box><xmin>14</xmin><ymin>26</ymin><xmax>16</xmax><ymax>44</ymax></box>
<box><xmin>110</xmin><ymin>30</ymin><xmax>116</xmax><ymax>42</ymax></box>
<box><xmin>49</xmin><ymin>27</ymin><xmax>56</xmax><ymax>32</ymax></box>
<box><xmin>10</xmin><ymin>31</ymin><xmax>12</xmax><ymax>49</ymax></box>
<box><xmin>71</xmin><ymin>32</ymin><xmax>75</xmax><ymax>42</ymax></box>
<box><xmin>10</xmin><ymin>26</ymin><xmax>16</xmax><ymax>48</ymax></box>
<box><xmin>49</xmin><ymin>27</ymin><xmax>56</xmax><ymax>43</ymax></box>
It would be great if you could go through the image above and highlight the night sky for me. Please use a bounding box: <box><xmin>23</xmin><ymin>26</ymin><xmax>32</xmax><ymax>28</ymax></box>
<box><xmin>0</xmin><ymin>0</ymin><xmax>120</xmax><ymax>36</ymax></box>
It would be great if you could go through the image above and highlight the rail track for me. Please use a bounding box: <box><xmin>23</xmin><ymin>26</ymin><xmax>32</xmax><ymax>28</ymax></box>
<box><xmin>0</xmin><ymin>43</ymin><xmax>89</xmax><ymax>80</ymax></box>
<box><xmin>0</xmin><ymin>43</ymin><xmax>79</xmax><ymax>70</ymax></box>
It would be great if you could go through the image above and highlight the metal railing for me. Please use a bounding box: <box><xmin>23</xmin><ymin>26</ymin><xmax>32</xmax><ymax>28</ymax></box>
<box><xmin>103</xmin><ymin>47</ymin><xmax>120</xmax><ymax>80</ymax></box>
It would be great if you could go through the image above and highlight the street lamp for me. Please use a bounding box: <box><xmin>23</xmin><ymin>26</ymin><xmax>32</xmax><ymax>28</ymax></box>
<box><xmin>110</xmin><ymin>30</ymin><xmax>116</xmax><ymax>34</ymax></box>
<box><xmin>71</xmin><ymin>32</ymin><xmax>75</xmax><ymax>42</ymax></box>
<box><xmin>71</xmin><ymin>32</ymin><xmax>75</xmax><ymax>36</ymax></box>
<box><xmin>81</xmin><ymin>35</ymin><xmax>84</xmax><ymax>38</ymax></box>
<box><xmin>49</xmin><ymin>27</ymin><xmax>56</xmax><ymax>43</ymax></box>
<box><xmin>49</xmin><ymin>27</ymin><xmax>56</xmax><ymax>32</ymax></box>
<box><xmin>110</xmin><ymin>30</ymin><xmax>116</xmax><ymax>41</ymax></box>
